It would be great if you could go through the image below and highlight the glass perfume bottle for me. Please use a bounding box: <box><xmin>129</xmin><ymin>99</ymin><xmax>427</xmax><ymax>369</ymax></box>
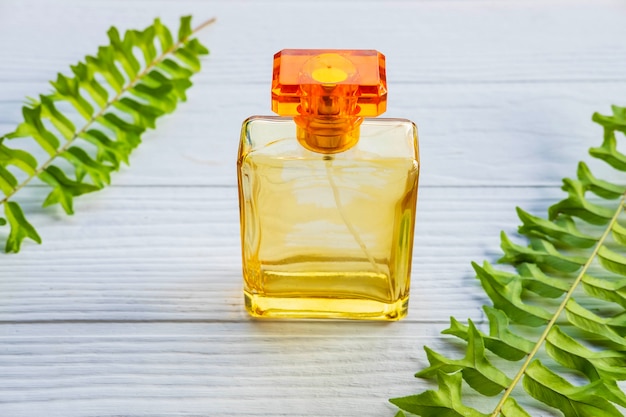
<box><xmin>237</xmin><ymin>49</ymin><xmax>419</xmax><ymax>320</ymax></box>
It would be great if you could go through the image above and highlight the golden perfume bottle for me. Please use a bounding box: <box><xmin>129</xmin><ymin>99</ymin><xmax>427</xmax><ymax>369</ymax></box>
<box><xmin>237</xmin><ymin>50</ymin><xmax>419</xmax><ymax>320</ymax></box>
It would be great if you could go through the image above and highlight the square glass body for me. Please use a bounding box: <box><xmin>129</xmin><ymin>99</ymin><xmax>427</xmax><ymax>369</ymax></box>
<box><xmin>237</xmin><ymin>116</ymin><xmax>419</xmax><ymax>320</ymax></box>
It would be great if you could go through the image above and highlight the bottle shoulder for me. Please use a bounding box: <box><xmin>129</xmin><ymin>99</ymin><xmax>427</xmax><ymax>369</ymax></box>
<box><xmin>243</xmin><ymin>116</ymin><xmax>417</xmax><ymax>130</ymax></box>
<box><xmin>240</xmin><ymin>116</ymin><xmax>419</xmax><ymax>162</ymax></box>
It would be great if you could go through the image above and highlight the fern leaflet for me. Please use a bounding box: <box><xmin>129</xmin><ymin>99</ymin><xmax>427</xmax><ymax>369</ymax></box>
<box><xmin>0</xmin><ymin>16</ymin><xmax>214</xmax><ymax>252</ymax></box>
<box><xmin>391</xmin><ymin>105</ymin><xmax>626</xmax><ymax>416</ymax></box>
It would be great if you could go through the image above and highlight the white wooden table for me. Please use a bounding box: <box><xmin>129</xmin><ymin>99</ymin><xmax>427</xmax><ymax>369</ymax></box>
<box><xmin>1</xmin><ymin>1</ymin><xmax>626</xmax><ymax>416</ymax></box>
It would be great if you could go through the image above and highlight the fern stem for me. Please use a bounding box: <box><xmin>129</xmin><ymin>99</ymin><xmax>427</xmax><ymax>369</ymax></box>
<box><xmin>0</xmin><ymin>17</ymin><xmax>216</xmax><ymax>208</ymax></box>
<box><xmin>489</xmin><ymin>193</ymin><xmax>626</xmax><ymax>417</ymax></box>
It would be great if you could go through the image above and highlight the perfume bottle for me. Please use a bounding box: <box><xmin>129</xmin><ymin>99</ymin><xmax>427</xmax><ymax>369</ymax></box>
<box><xmin>237</xmin><ymin>49</ymin><xmax>419</xmax><ymax>320</ymax></box>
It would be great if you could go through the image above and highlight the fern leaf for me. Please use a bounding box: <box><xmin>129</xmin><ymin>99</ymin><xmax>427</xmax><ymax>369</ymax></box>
<box><xmin>0</xmin><ymin>166</ymin><xmax>18</xmax><ymax>196</ymax></box>
<box><xmin>589</xmin><ymin>127</ymin><xmax>626</xmax><ymax>171</ymax></box>
<box><xmin>582</xmin><ymin>274</ymin><xmax>626</xmax><ymax>309</ymax></box>
<box><xmin>523</xmin><ymin>360</ymin><xmax>622</xmax><ymax>417</ymax></box>
<box><xmin>545</xmin><ymin>326</ymin><xmax>626</xmax><ymax>381</ymax></box>
<box><xmin>3</xmin><ymin>202</ymin><xmax>41</xmax><ymax>253</ymax></box>
<box><xmin>391</xmin><ymin>105</ymin><xmax>626</xmax><ymax>417</ymax></box>
<box><xmin>577</xmin><ymin>161</ymin><xmax>626</xmax><ymax>199</ymax></box>
<box><xmin>7</xmin><ymin>105</ymin><xmax>61</xmax><ymax>155</ymax></box>
<box><xmin>598</xmin><ymin>246</ymin><xmax>626</xmax><ymax>276</ymax></box>
<box><xmin>613</xmin><ymin>221</ymin><xmax>626</xmax><ymax>245</ymax></box>
<box><xmin>390</xmin><ymin>371</ymin><xmax>488</xmax><ymax>417</ymax></box>
<box><xmin>498</xmin><ymin>233</ymin><xmax>586</xmax><ymax>272</ymax></box>
<box><xmin>0</xmin><ymin>144</ymin><xmax>37</xmax><ymax>175</ymax></box>
<box><xmin>442</xmin><ymin>307</ymin><xmax>533</xmax><ymax>361</ymax></box>
<box><xmin>584</xmin><ymin>379</ymin><xmax>626</xmax><ymax>409</ymax></box>
<box><xmin>0</xmin><ymin>16</ymin><xmax>214</xmax><ymax>253</ymax></box>
<box><xmin>517</xmin><ymin>207</ymin><xmax>597</xmax><ymax>248</ymax></box>
<box><xmin>417</xmin><ymin>321</ymin><xmax>511</xmax><ymax>396</ymax></box>
<box><xmin>39</xmin><ymin>166</ymin><xmax>100</xmax><ymax>215</ymax></box>
<box><xmin>474</xmin><ymin>261</ymin><xmax>551</xmax><ymax>325</ymax></box>
<box><xmin>38</xmin><ymin>95</ymin><xmax>76</xmax><ymax>140</ymax></box>
<box><xmin>549</xmin><ymin>178</ymin><xmax>616</xmax><ymax>224</ymax></box>
<box><xmin>79</xmin><ymin>129</ymin><xmax>130</xmax><ymax>169</ymax></box>
<box><xmin>62</xmin><ymin>147</ymin><xmax>114</xmax><ymax>187</ymax></box>
<box><xmin>517</xmin><ymin>262</ymin><xmax>570</xmax><ymax>297</ymax></box>
<box><xmin>565</xmin><ymin>299</ymin><xmax>626</xmax><ymax>348</ymax></box>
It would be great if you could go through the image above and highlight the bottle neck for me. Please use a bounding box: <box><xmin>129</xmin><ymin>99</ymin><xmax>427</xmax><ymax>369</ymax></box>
<box><xmin>294</xmin><ymin>115</ymin><xmax>362</xmax><ymax>154</ymax></box>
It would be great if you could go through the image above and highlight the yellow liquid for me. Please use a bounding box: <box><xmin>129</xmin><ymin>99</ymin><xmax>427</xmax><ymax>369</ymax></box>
<box><xmin>239</xmin><ymin>150</ymin><xmax>418</xmax><ymax>320</ymax></box>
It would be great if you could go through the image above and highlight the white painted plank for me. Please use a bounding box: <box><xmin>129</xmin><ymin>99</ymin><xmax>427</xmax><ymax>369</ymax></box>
<box><xmin>0</xmin><ymin>1</ymin><xmax>624</xmax><ymax>416</ymax></box>
<box><xmin>0</xmin><ymin>321</ymin><xmax>589</xmax><ymax>417</ymax></box>
<box><xmin>1</xmin><ymin>0</ymin><xmax>626</xmax><ymax>84</ymax></box>
<box><xmin>1</xmin><ymin>82</ymin><xmax>625</xmax><ymax>187</ymax></box>
<box><xmin>0</xmin><ymin>322</ymin><xmax>441</xmax><ymax>417</ymax></box>
<box><xmin>0</xmin><ymin>1</ymin><xmax>625</xmax><ymax>188</ymax></box>
<box><xmin>0</xmin><ymin>185</ymin><xmax>573</xmax><ymax>323</ymax></box>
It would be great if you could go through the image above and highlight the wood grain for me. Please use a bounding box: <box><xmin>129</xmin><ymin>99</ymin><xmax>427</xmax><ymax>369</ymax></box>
<box><xmin>1</xmin><ymin>0</ymin><xmax>626</xmax><ymax>416</ymax></box>
<box><xmin>2</xmin><ymin>0</ymin><xmax>626</xmax><ymax>84</ymax></box>
<box><xmin>0</xmin><ymin>322</ymin><xmax>440</xmax><ymax>417</ymax></box>
<box><xmin>2</xmin><ymin>83</ymin><xmax>625</xmax><ymax>187</ymax></box>
<box><xmin>0</xmin><ymin>186</ymin><xmax>562</xmax><ymax>324</ymax></box>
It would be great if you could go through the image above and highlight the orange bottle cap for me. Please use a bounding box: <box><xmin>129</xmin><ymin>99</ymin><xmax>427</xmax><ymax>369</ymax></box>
<box><xmin>271</xmin><ymin>49</ymin><xmax>387</xmax><ymax>118</ymax></box>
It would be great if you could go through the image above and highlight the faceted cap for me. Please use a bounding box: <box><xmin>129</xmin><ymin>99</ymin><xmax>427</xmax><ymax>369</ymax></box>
<box><xmin>271</xmin><ymin>49</ymin><xmax>387</xmax><ymax>117</ymax></box>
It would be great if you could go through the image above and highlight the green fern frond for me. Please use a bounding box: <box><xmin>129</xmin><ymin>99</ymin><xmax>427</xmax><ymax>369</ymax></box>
<box><xmin>0</xmin><ymin>16</ymin><xmax>214</xmax><ymax>253</ymax></box>
<box><xmin>390</xmin><ymin>371</ymin><xmax>490</xmax><ymax>417</ymax></box>
<box><xmin>442</xmin><ymin>306</ymin><xmax>534</xmax><ymax>361</ymax></box>
<box><xmin>391</xmin><ymin>105</ymin><xmax>626</xmax><ymax>416</ymax></box>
